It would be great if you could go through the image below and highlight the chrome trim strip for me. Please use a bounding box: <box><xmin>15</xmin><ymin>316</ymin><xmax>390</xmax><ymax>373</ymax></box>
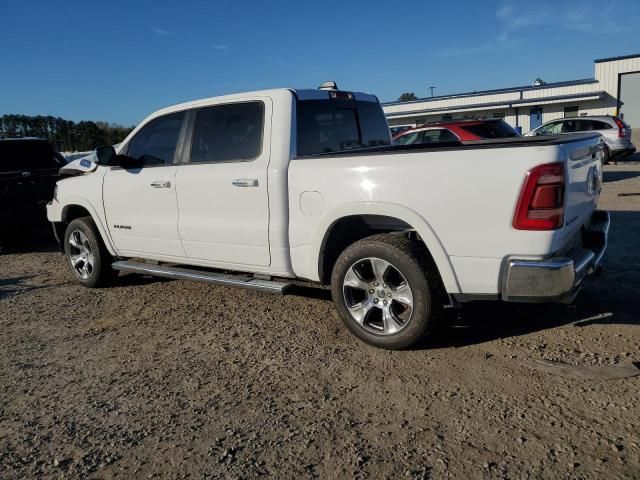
<box><xmin>508</xmin><ymin>258</ymin><xmax>573</xmax><ymax>271</ymax></box>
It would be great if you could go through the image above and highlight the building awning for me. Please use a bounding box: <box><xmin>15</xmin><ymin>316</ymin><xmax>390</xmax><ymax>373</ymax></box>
<box><xmin>385</xmin><ymin>91</ymin><xmax>606</xmax><ymax>119</ymax></box>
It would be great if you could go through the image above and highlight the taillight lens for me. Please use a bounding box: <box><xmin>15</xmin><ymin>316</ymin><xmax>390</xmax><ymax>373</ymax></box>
<box><xmin>513</xmin><ymin>163</ymin><xmax>565</xmax><ymax>230</ymax></box>
<box><xmin>613</xmin><ymin>117</ymin><xmax>628</xmax><ymax>138</ymax></box>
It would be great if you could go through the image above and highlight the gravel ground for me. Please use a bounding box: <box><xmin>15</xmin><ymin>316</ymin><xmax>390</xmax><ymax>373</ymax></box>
<box><xmin>1</xmin><ymin>162</ymin><xmax>640</xmax><ymax>479</ymax></box>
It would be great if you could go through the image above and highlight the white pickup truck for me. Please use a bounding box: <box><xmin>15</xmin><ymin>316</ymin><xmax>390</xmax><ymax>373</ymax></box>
<box><xmin>47</xmin><ymin>84</ymin><xmax>609</xmax><ymax>349</ymax></box>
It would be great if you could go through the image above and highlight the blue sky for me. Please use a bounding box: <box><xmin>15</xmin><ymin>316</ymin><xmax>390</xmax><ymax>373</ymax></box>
<box><xmin>1</xmin><ymin>0</ymin><xmax>639</xmax><ymax>126</ymax></box>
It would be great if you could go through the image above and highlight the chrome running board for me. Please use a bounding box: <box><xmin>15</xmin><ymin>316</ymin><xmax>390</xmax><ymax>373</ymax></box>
<box><xmin>112</xmin><ymin>260</ymin><xmax>292</xmax><ymax>294</ymax></box>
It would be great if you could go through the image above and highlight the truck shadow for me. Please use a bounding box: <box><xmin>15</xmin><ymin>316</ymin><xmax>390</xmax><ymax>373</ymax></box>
<box><xmin>423</xmin><ymin>300</ymin><xmax>613</xmax><ymax>350</ymax></box>
<box><xmin>603</xmin><ymin>170</ymin><xmax>640</xmax><ymax>183</ymax></box>
<box><xmin>0</xmin><ymin>275</ymin><xmax>53</xmax><ymax>301</ymax></box>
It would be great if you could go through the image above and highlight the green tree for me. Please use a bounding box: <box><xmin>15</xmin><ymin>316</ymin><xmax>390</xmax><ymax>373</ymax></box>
<box><xmin>0</xmin><ymin>114</ymin><xmax>134</xmax><ymax>152</ymax></box>
<box><xmin>398</xmin><ymin>92</ymin><xmax>418</xmax><ymax>101</ymax></box>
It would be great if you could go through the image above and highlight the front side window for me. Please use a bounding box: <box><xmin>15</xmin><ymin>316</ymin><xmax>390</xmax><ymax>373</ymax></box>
<box><xmin>536</xmin><ymin>121</ymin><xmax>562</xmax><ymax>135</ymax></box>
<box><xmin>394</xmin><ymin>131</ymin><xmax>420</xmax><ymax>145</ymax></box>
<box><xmin>190</xmin><ymin>102</ymin><xmax>264</xmax><ymax>163</ymax></box>
<box><xmin>127</xmin><ymin>111</ymin><xmax>186</xmax><ymax>165</ymax></box>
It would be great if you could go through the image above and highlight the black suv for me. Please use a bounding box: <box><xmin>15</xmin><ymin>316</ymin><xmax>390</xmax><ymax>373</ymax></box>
<box><xmin>0</xmin><ymin>138</ymin><xmax>65</xmax><ymax>238</ymax></box>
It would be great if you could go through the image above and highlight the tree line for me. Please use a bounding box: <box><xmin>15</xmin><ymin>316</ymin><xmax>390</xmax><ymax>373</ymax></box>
<box><xmin>0</xmin><ymin>114</ymin><xmax>134</xmax><ymax>152</ymax></box>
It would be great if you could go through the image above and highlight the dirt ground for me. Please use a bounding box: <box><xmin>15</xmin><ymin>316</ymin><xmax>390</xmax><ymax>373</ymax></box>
<box><xmin>1</xmin><ymin>162</ymin><xmax>640</xmax><ymax>480</ymax></box>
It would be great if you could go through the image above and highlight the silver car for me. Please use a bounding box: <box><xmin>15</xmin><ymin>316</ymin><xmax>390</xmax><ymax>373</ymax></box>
<box><xmin>526</xmin><ymin>115</ymin><xmax>635</xmax><ymax>163</ymax></box>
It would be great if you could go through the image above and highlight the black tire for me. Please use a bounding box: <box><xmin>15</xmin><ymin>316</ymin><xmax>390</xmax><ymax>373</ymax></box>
<box><xmin>63</xmin><ymin>217</ymin><xmax>117</xmax><ymax>288</ymax></box>
<box><xmin>330</xmin><ymin>234</ymin><xmax>443</xmax><ymax>350</ymax></box>
<box><xmin>603</xmin><ymin>146</ymin><xmax>612</xmax><ymax>165</ymax></box>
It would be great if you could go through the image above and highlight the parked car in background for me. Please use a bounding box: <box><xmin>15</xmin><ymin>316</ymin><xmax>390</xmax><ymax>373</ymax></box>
<box><xmin>526</xmin><ymin>116</ymin><xmax>635</xmax><ymax>163</ymax></box>
<box><xmin>0</xmin><ymin>138</ymin><xmax>65</xmax><ymax>239</ymax></box>
<box><xmin>393</xmin><ymin>119</ymin><xmax>519</xmax><ymax>145</ymax></box>
<box><xmin>389</xmin><ymin>125</ymin><xmax>413</xmax><ymax>137</ymax></box>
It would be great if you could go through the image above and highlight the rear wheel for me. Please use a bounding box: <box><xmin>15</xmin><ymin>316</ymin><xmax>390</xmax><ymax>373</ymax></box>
<box><xmin>604</xmin><ymin>146</ymin><xmax>615</xmax><ymax>165</ymax></box>
<box><xmin>330</xmin><ymin>234</ymin><xmax>443</xmax><ymax>349</ymax></box>
<box><xmin>64</xmin><ymin>217</ymin><xmax>117</xmax><ymax>288</ymax></box>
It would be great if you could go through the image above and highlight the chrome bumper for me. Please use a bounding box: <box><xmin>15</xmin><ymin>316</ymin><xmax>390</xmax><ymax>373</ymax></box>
<box><xmin>501</xmin><ymin>210</ymin><xmax>610</xmax><ymax>303</ymax></box>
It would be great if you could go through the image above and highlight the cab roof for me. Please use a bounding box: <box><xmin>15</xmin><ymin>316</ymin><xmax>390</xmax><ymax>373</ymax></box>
<box><xmin>145</xmin><ymin>88</ymin><xmax>379</xmax><ymax>123</ymax></box>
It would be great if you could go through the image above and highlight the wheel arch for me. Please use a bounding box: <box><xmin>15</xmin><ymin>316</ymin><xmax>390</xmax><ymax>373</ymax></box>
<box><xmin>314</xmin><ymin>203</ymin><xmax>460</xmax><ymax>294</ymax></box>
<box><xmin>58</xmin><ymin>199</ymin><xmax>117</xmax><ymax>256</ymax></box>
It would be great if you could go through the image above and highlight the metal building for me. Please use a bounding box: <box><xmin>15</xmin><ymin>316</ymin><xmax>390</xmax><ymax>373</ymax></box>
<box><xmin>383</xmin><ymin>54</ymin><xmax>640</xmax><ymax>133</ymax></box>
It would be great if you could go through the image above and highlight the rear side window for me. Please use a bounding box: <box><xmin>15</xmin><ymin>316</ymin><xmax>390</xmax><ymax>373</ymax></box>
<box><xmin>419</xmin><ymin>129</ymin><xmax>459</xmax><ymax>143</ymax></box>
<box><xmin>590</xmin><ymin>120</ymin><xmax>613</xmax><ymax>130</ymax></box>
<box><xmin>190</xmin><ymin>102</ymin><xmax>264</xmax><ymax>163</ymax></box>
<box><xmin>0</xmin><ymin>140</ymin><xmax>64</xmax><ymax>172</ymax></box>
<box><xmin>460</xmin><ymin>121</ymin><xmax>518</xmax><ymax>138</ymax></box>
<box><xmin>127</xmin><ymin>111</ymin><xmax>186</xmax><ymax>165</ymax></box>
<box><xmin>296</xmin><ymin>99</ymin><xmax>390</xmax><ymax>155</ymax></box>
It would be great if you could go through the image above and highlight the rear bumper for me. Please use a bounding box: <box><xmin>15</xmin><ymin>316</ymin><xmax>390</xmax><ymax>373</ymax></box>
<box><xmin>501</xmin><ymin>210</ymin><xmax>610</xmax><ymax>303</ymax></box>
<box><xmin>611</xmin><ymin>146</ymin><xmax>636</xmax><ymax>158</ymax></box>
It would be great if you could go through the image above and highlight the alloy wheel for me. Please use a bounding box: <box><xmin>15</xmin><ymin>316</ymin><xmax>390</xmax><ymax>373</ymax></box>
<box><xmin>342</xmin><ymin>257</ymin><xmax>414</xmax><ymax>335</ymax></box>
<box><xmin>68</xmin><ymin>230</ymin><xmax>94</xmax><ymax>280</ymax></box>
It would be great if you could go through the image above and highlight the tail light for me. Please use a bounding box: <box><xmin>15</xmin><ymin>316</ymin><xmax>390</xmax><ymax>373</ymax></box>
<box><xmin>613</xmin><ymin>117</ymin><xmax>628</xmax><ymax>138</ymax></box>
<box><xmin>513</xmin><ymin>163</ymin><xmax>565</xmax><ymax>230</ymax></box>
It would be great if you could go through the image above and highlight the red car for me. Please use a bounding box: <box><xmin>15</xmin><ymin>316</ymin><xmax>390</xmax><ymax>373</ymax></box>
<box><xmin>393</xmin><ymin>119</ymin><xmax>519</xmax><ymax>145</ymax></box>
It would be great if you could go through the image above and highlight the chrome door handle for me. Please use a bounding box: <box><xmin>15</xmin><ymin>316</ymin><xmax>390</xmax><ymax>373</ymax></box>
<box><xmin>150</xmin><ymin>180</ymin><xmax>171</xmax><ymax>188</ymax></box>
<box><xmin>232</xmin><ymin>178</ymin><xmax>259</xmax><ymax>187</ymax></box>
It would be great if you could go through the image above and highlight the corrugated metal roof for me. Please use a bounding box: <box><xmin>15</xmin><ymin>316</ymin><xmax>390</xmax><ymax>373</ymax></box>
<box><xmin>382</xmin><ymin>78</ymin><xmax>598</xmax><ymax>106</ymax></box>
<box><xmin>385</xmin><ymin>91</ymin><xmax>605</xmax><ymax>118</ymax></box>
<box><xmin>594</xmin><ymin>53</ymin><xmax>640</xmax><ymax>64</ymax></box>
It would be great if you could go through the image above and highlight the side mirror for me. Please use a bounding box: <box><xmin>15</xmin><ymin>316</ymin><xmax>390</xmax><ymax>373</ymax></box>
<box><xmin>95</xmin><ymin>145</ymin><xmax>116</xmax><ymax>165</ymax></box>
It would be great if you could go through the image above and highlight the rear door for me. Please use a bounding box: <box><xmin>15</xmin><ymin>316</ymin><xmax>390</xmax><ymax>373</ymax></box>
<box><xmin>175</xmin><ymin>98</ymin><xmax>272</xmax><ymax>267</ymax></box>
<box><xmin>103</xmin><ymin>111</ymin><xmax>187</xmax><ymax>258</ymax></box>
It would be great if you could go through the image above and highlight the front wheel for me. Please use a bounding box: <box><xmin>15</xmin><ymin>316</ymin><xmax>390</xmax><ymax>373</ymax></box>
<box><xmin>330</xmin><ymin>234</ymin><xmax>443</xmax><ymax>350</ymax></box>
<box><xmin>64</xmin><ymin>217</ymin><xmax>116</xmax><ymax>288</ymax></box>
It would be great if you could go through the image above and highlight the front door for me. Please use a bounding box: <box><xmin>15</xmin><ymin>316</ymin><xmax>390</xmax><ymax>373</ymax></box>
<box><xmin>176</xmin><ymin>99</ymin><xmax>271</xmax><ymax>267</ymax></box>
<box><xmin>529</xmin><ymin>108</ymin><xmax>543</xmax><ymax>130</ymax></box>
<box><xmin>103</xmin><ymin>111</ymin><xmax>187</xmax><ymax>258</ymax></box>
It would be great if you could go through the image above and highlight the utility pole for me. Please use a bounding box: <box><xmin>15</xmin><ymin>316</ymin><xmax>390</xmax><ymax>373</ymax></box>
<box><xmin>429</xmin><ymin>86</ymin><xmax>436</xmax><ymax>98</ymax></box>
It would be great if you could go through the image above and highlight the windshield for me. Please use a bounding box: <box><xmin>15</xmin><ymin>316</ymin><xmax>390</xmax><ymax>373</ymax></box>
<box><xmin>296</xmin><ymin>98</ymin><xmax>391</xmax><ymax>155</ymax></box>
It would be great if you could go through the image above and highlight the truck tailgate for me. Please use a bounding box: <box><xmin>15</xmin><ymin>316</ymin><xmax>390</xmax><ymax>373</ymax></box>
<box><xmin>555</xmin><ymin>135</ymin><xmax>604</xmax><ymax>252</ymax></box>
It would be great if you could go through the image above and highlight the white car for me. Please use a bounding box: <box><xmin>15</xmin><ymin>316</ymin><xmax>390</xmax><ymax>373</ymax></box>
<box><xmin>526</xmin><ymin>115</ymin><xmax>635</xmax><ymax>163</ymax></box>
<box><xmin>47</xmin><ymin>84</ymin><xmax>609</xmax><ymax>349</ymax></box>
